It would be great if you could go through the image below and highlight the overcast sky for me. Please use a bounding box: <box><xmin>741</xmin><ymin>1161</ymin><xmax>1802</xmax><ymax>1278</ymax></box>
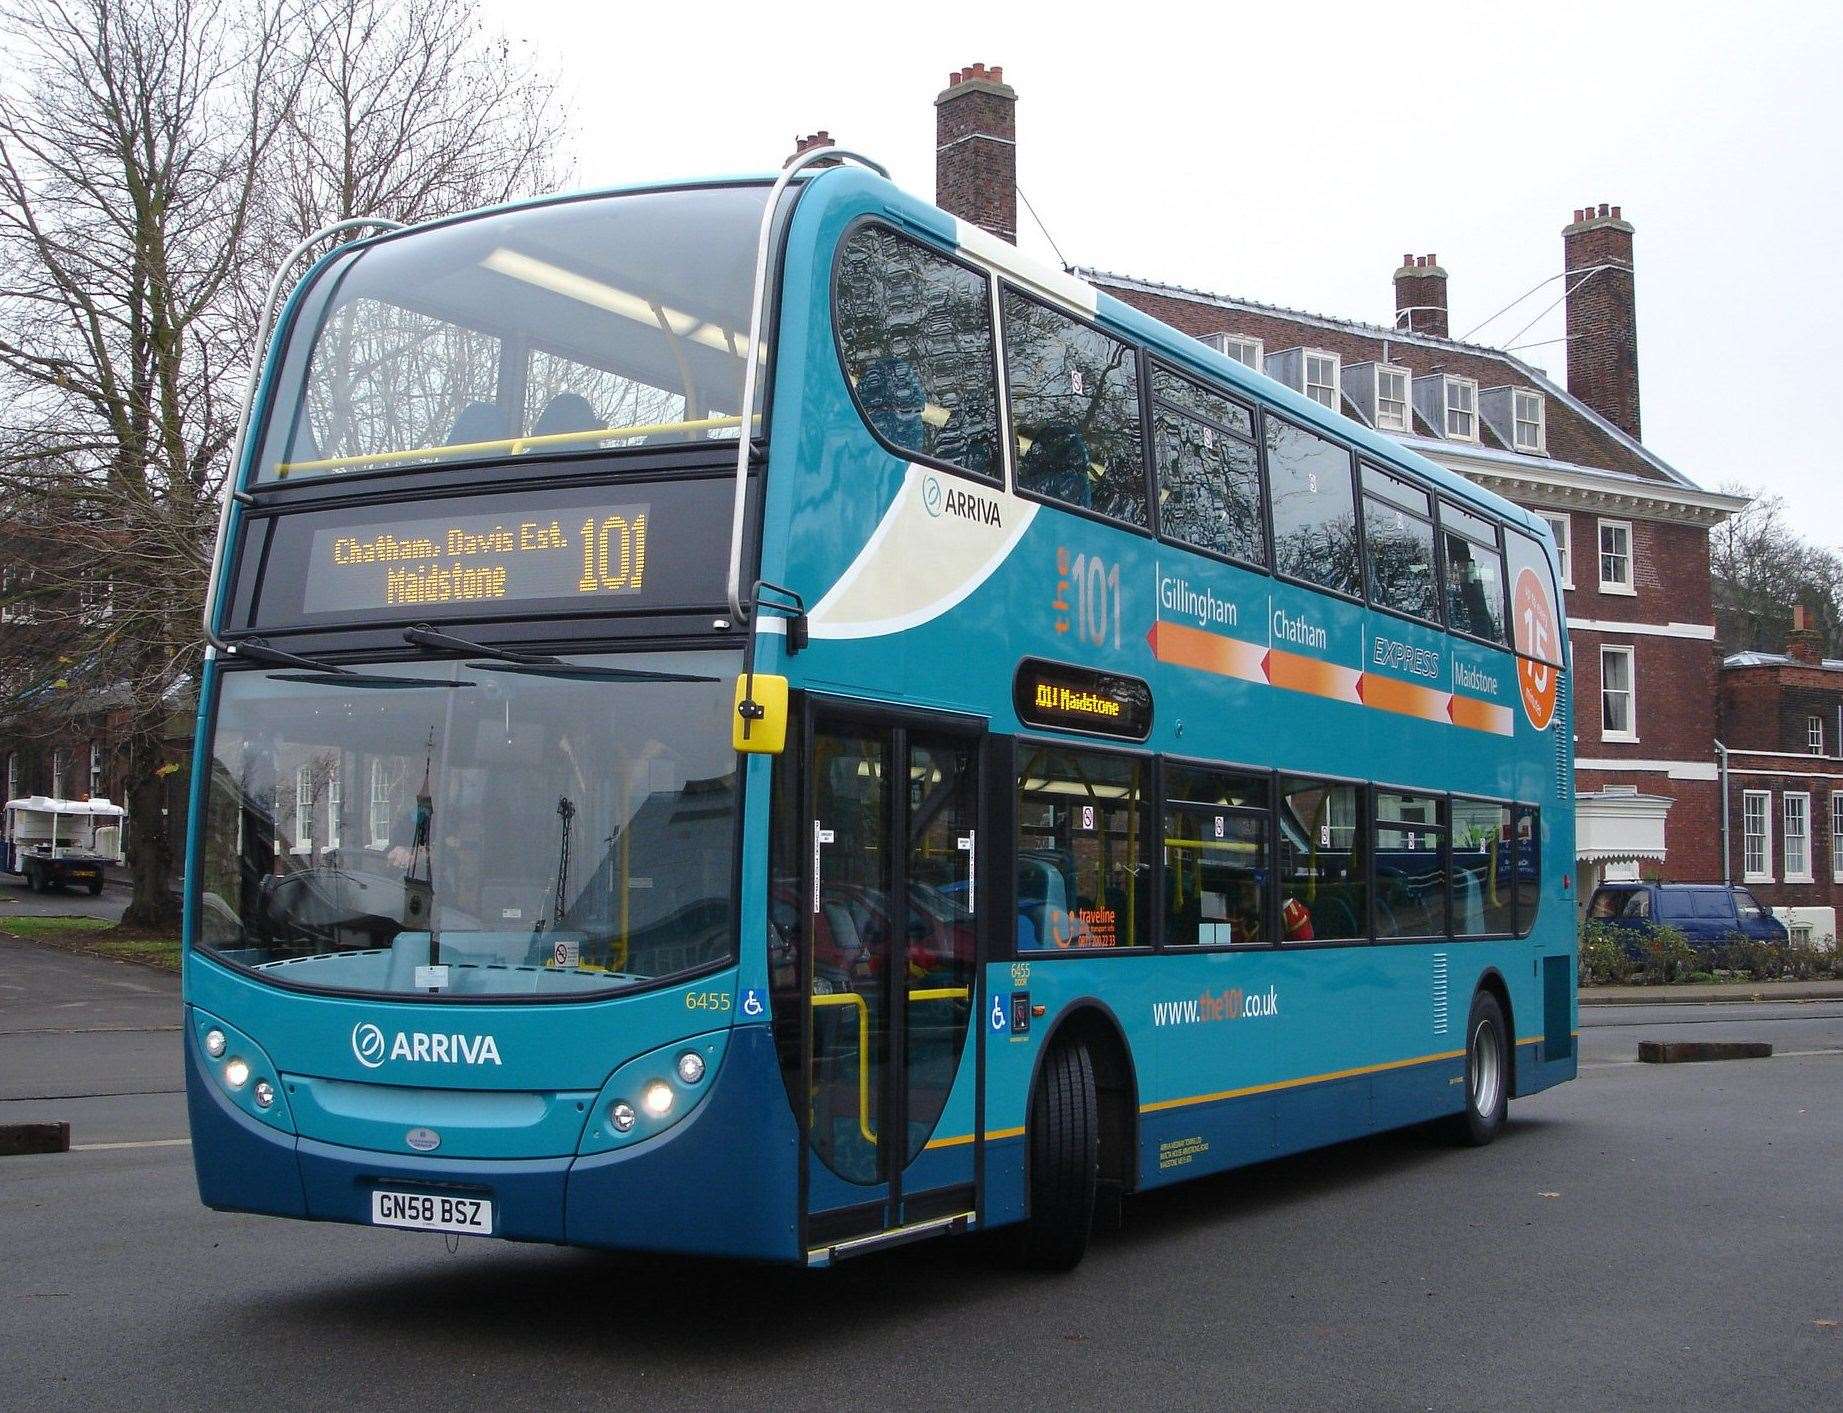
<box><xmin>490</xmin><ymin>0</ymin><xmax>1841</xmax><ymax>531</ymax></box>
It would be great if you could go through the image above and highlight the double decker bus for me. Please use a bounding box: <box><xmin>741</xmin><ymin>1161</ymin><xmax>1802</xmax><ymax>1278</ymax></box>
<box><xmin>186</xmin><ymin>149</ymin><xmax>1576</xmax><ymax>1270</ymax></box>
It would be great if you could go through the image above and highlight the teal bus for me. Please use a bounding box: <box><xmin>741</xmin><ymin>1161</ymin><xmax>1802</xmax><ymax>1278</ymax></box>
<box><xmin>186</xmin><ymin>149</ymin><xmax>1576</xmax><ymax>1269</ymax></box>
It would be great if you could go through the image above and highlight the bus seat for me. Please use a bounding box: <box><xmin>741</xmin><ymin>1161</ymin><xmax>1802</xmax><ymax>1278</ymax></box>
<box><xmin>856</xmin><ymin>357</ymin><xmax>927</xmax><ymax>452</ymax></box>
<box><xmin>1018</xmin><ymin>423</ymin><xmax>1092</xmax><ymax>506</ymax></box>
<box><xmin>531</xmin><ymin>392</ymin><xmax>599</xmax><ymax>439</ymax></box>
<box><xmin>446</xmin><ymin>401</ymin><xmax>510</xmax><ymax>446</ymax></box>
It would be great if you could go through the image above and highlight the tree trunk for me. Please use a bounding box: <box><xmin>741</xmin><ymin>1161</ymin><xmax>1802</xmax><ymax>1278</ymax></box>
<box><xmin>120</xmin><ymin>714</ymin><xmax>181</xmax><ymax>932</ymax></box>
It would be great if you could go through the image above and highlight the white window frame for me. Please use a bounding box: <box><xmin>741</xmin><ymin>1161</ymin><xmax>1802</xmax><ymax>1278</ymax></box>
<box><xmin>1443</xmin><ymin>376</ymin><xmax>1478</xmax><ymax>440</ymax></box>
<box><xmin>1784</xmin><ymin>791</ymin><xmax>1812</xmax><ymax>882</ymax></box>
<box><xmin>1808</xmin><ymin>715</ymin><xmax>1824</xmax><ymax>755</ymax></box>
<box><xmin>325</xmin><ymin>766</ymin><xmax>341</xmax><ymax>853</ymax></box>
<box><xmin>1742</xmin><ymin>790</ymin><xmax>1772</xmax><ymax>883</ymax></box>
<box><xmin>1204</xmin><ymin>332</ymin><xmax>1263</xmax><ymax>370</ymax></box>
<box><xmin>50</xmin><ymin>749</ymin><xmax>64</xmax><ymax>799</ymax></box>
<box><xmin>1540</xmin><ymin>513</ymin><xmax>1572</xmax><ymax>588</ymax></box>
<box><xmin>293</xmin><ymin>764</ymin><xmax>314</xmax><ymax>855</ymax></box>
<box><xmin>1303</xmin><ymin>350</ymin><xmax>1340</xmax><ymax>411</ymax></box>
<box><xmin>368</xmin><ymin>759</ymin><xmax>392</xmax><ymax>850</ymax></box>
<box><xmin>1512</xmin><ymin>388</ymin><xmax>1546</xmax><ymax>452</ymax></box>
<box><xmin>88</xmin><ymin>742</ymin><xmax>102</xmax><ymax>798</ymax></box>
<box><xmin>1374</xmin><ymin>364</ymin><xmax>1410</xmax><ymax>433</ymax></box>
<box><xmin>1597</xmin><ymin>518</ymin><xmax>1635</xmax><ymax>595</ymax></box>
<box><xmin>1599</xmin><ymin>644</ymin><xmax>1637</xmax><ymax>742</ymax></box>
<box><xmin>1831</xmin><ymin>792</ymin><xmax>1843</xmax><ymax>883</ymax></box>
<box><xmin>5</xmin><ymin>753</ymin><xmax>15</xmax><ymax>801</ymax></box>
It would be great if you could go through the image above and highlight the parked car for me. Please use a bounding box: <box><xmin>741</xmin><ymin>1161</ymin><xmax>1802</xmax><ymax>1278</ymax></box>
<box><xmin>1585</xmin><ymin>882</ymin><xmax>1788</xmax><ymax>949</ymax></box>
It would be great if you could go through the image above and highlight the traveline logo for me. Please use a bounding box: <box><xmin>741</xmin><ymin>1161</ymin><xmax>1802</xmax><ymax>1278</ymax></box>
<box><xmin>351</xmin><ymin>1020</ymin><xmax>502</xmax><ymax>1068</ymax></box>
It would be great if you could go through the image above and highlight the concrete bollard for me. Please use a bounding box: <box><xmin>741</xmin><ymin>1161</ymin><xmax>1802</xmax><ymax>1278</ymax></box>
<box><xmin>0</xmin><ymin>1121</ymin><xmax>72</xmax><ymax>1155</ymax></box>
<box><xmin>1637</xmin><ymin>1040</ymin><xmax>1772</xmax><ymax>1064</ymax></box>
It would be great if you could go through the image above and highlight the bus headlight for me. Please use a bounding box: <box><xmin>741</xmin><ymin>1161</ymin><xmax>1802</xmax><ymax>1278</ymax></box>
<box><xmin>641</xmin><ymin>1081</ymin><xmax>674</xmax><ymax>1117</ymax></box>
<box><xmin>253</xmin><ymin>1080</ymin><xmax>274</xmax><ymax>1109</ymax></box>
<box><xmin>223</xmin><ymin>1058</ymin><xmax>250</xmax><ymax>1089</ymax></box>
<box><xmin>676</xmin><ymin>1051</ymin><xmax>705</xmax><ymax>1085</ymax></box>
<box><xmin>204</xmin><ymin>1028</ymin><xmax>227</xmax><ymax>1058</ymax></box>
<box><xmin>609</xmin><ymin>1101</ymin><xmax>636</xmax><ymax>1133</ymax></box>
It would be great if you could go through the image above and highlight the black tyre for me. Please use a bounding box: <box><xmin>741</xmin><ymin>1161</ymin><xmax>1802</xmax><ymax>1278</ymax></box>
<box><xmin>27</xmin><ymin>862</ymin><xmax>45</xmax><ymax>894</ymax></box>
<box><xmin>87</xmin><ymin>876</ymin><xmax>103</xmax><ymax>896</ymax></box>
<box><xmin>1448</xmin><ymin>990</ymin><xmax>1509</xmax><ymax>1146</ymax></box>
<box><xmin>1016</xmin><ymin>1039</ymin><xmax>1099</xmax><ymax>1271</ymax></box>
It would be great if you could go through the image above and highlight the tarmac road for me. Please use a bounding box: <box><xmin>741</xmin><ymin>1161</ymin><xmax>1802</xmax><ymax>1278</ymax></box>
<box><xmin>1</xmin><ymin>940</ymin><xmax>1839</xmax><ymax>1411</ymax></box>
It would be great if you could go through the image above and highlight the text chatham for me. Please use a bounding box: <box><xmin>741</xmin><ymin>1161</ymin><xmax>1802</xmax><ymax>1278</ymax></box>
<box><xmin>331</xmin><ymin>521</ymin><xmax>569</xmax><ymax>566</ymax></box>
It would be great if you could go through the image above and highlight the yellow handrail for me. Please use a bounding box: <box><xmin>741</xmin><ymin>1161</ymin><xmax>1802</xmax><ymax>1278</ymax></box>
<box><xmin>274</xmin><ymin>412</ymin><xmax>752</xmax><ymax>477</ymax></box>
<box><xmin>809</xmin><ymin>986</ymin><xmax>972</xmax><ymax>1148</ymax></box>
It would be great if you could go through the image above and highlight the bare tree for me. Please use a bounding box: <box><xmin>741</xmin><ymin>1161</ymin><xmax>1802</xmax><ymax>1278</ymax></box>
<box><xmin>0</xmin><ymin>0</ymin><xmax>571</xmax><ymax>928</ymax></box>
<box><xmin>1712</xmin><ymin>486</ymin><xmax>1843</xmax><ymax>657</ymax></box>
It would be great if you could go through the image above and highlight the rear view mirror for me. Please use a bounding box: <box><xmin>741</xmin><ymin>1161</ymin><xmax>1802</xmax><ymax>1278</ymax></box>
<box><xmin>733</xmin><ymin>674</ymin><xmax>788</xmax><ymax>754</ymax></box>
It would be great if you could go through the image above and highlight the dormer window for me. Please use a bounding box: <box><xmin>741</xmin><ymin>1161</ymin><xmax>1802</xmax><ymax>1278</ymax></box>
<box><xmin>1444</xmin><ymin>377</ymin><xmax>1477</xmax><ymax>440</ymax></box>
<box><xmin>1513</xmin><ymin>389</ymin><xmax>1545</xmax><ymax>451</ymax></box>
<box><xmin>1303</xmin><ymin>351</ymin><xmax>1339</xmax><ymax>410</ymax></box>
<box><xmin>1203</xmin><ymin>332</ymin><xmax>1263</xmax><ymax>370</ymax></box>
<box><xmin>1375</xmin><ymin>365</ymin><xmax>1410</xmax><ymax>432</ymax></box>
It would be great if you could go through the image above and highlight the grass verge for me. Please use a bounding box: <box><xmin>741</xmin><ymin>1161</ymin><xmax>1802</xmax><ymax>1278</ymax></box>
<box><xmin>0</xmin><ymin>913</ymin><xmax>180</xmax><ymax>971</ymax></box>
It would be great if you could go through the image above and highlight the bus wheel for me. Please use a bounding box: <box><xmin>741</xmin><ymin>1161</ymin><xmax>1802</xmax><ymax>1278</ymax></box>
<box><xmin>1449</xmin><ymin>991</ymin><xmax>1509</xmax><ymax>1147</ymax></box>
<box><xmin>1016</xmin><ymin>1039</ymin><xmax>1099</xmax><ymax>1271</ymax></box>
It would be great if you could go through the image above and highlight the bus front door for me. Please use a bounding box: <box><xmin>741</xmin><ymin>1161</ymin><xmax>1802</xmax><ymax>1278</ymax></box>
<box><xmin>797</xmin><ymin>709</ymin><xmax>983</xmax><ymax>1252</ymax></box>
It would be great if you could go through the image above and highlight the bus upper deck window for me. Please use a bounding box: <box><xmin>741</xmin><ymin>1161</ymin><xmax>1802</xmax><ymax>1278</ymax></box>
<box><xmin>1002</xmin><ymin>289</ymin><xmax>1147</xmax><ymax>528</ymax></box>
<box><xmin>1265</xmin><ymin>417</ymin><xmax>1359</xmax><ymax>598</ymax></box>
<box><xmin>835</xmin><ymin>225</ymin><xmax>1000</xmax><ymax>480</ymax></box>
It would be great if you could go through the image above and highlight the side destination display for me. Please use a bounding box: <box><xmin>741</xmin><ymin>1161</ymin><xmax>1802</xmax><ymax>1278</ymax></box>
<box><xmin>243</xmin><ymin>477</ymin><xmax>734</xmax><ymax>629</ymax></box>
<box><xmin>1014</xmin><ymin>658</ymin><xmax>1153</xmax><ymax>740</ymax></box>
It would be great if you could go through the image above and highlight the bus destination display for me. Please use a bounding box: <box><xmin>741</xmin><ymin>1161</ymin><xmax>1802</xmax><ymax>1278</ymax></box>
<box><xmin>304</xmin><ymin>502</ymin><xmax>650</xmax><ymax>614</ymax></box>
<box><xmin>1013</xmin><ymin>658</ymin><xmax>1153</xmax><ymax>740</ymax></box>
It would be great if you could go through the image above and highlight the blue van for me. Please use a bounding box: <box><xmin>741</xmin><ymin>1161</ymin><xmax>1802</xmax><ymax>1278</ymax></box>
<box><xmin>1586</xmin><ymin>882</ymin><xmax>1788</xmax><ymax>947</ymax></box>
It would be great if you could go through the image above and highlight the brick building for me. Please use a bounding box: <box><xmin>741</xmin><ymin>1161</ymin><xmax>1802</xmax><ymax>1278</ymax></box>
<box><xmin>1717</xmin><ymin>610</ymin><xmax>1843</xmax><ymax>943</ymax></box>
<box><xmin>924</xmin><ymin>64</ymin><xmax>1747</xmax><ymax>900</ymax></box>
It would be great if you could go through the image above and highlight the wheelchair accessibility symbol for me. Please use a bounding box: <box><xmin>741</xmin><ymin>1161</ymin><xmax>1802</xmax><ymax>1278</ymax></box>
<box><xmin>741</xmin><ymin>988</ymin><xmax>765</xmax><ymax>1018</ymax></box>
<box><xmin>990</xmin><ymin>995</ymin><xmax>1007</xmax><ymax>1031</ymax></box>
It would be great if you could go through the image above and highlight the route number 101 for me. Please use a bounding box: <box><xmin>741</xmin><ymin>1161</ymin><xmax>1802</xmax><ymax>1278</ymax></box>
<box><xmin>1068</xmin><ymin>551</ymin><xmax>1122</xmax><ymax>649</ymax></box>
<box><xmin>578</xmin><ymin>514</ymin><xmax>648</xmax><ymax>593</ymax></box>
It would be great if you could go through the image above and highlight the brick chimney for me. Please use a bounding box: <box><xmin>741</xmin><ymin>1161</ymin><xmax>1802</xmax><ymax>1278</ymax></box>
<box><xmin>935</xmin><ymin>63</ymin><xmax>1016</xmax><ymax>243</ymax></box>
<box><xmin>1393</xmin><ymin>254</ymin><xmax>1448</xmax><ymax>338</ymax></box>
<box><xmin>1563</xmin><ymin>203</ymin><xmax>1640</xmax><ymax>439</ymax></box>
<box><xmin>1788</xmin><ymin>604</ymin><xmax>1822</xmax><ymax>665</ymax></box>
<box><xmin>788</xmin><ymin>131</ymin><xmax>838</xmax><ymax>168</ymax></box>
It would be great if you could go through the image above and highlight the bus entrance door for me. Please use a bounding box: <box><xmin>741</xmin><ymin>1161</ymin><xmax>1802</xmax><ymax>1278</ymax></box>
<box><xmin>800</xmin><ymin>709</ymin><xmax>982</xmax><ymax>1254</ymax></box>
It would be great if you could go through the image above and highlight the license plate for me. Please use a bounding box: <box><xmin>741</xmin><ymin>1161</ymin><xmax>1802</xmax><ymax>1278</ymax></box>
<box><xmin>370</xmin><ymin>1189</ymin><xmax>493</xmax><ymax>1235</ymax></box>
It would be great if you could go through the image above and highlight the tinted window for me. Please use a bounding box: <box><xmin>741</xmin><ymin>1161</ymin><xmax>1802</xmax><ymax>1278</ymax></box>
<box><xmin>1588</xmin><ymin>887</ymin><xmax>1632</xmax><ymax>919</ymax></box>
<box><xmin>836</xmin><ymin>224</ymin><xmax>1000</xmax><ymax>478</ymax></box>
<box><xmin>1362</xmin><ymin>464</ymin><xmax>1439</xmax><ymax>622</ymax></box>
<box><xmin>1266</xmin><ymin>417</ymin><xmax>1359</xmax><ymax>596</ymax></box>
<box><xmin>1442</xmin><ymin>501</ymin><xmax>1507</xmax><ymax>643</ymax></box>
<box><xmin>1151</xmin><ymin>368</ymin><xmax>1265</xmax><ymax>565</ymax></box>
<box><xmin>1376</xmin><ymin>790</ymin><xmax>1445</xmax><ymax>938</ymax></box>
<box><xmin>1689</xmin><ymin>891</ymin><xmax>1735</xmax><ymax>920</ymax></box>
<box><xmin>1016</xmin><ymin>747</ymin><xmax>1148</xmax><ymax>951</ymax></box>
<box><xmin>1003</xmin><ymin>290</ymin><xmax>1146</xmax><ymax>525</ymax></box>
<box><xmin>1451</xmin><ymin>798</ymin><xmax>1514</xmax><ymax>935</ymax></box>
<box><xmin>1735</xmin><ymin>889</ymin><xmax>1766</xmax><ymax>920</ymax></box>
<box><xmin>1277</xmin><ymin>776</ymin><xmax>1367</xmax><ymax>941</ymax></box>
<box><xmin>1657</xmin><ymin>890</ymin><xmax>1696</xmax><ymax>920</ymax></box>
<box><xmin>1514</xmin><ymin>806</ymin><xmax>1540</xmax><ymax>935</ymax></box>
<box><xmin>1164</xmin><ymin>765</ymin><xmax>1269</xmax><ymax>946</ymax></box>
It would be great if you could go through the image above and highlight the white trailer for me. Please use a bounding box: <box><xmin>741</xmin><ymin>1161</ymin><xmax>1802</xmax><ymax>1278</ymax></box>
<box><xmin>3</xmin><ymin>795</ymin><xmax>126</xmax><ymax>895</ymax></box>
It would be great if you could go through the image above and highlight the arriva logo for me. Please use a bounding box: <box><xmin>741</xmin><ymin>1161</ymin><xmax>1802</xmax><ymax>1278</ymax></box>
<box><xmin>350</xmin><ymin>1020</ymin><xmax>502</xmax><ymax>1068</ymax></box>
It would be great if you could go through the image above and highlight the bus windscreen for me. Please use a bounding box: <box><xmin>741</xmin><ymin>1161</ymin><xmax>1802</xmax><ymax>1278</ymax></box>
<box><xmin>252</xmin><ymin>185</ymin><xmax>770</xmax><ymax>482</ymax></box>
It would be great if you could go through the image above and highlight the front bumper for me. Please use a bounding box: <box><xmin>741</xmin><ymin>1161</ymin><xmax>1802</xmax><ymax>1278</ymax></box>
<box><xmin>185</xmin><ymin>1023</ymin><xmax>802</xmax><ymax>1260</ymax></box>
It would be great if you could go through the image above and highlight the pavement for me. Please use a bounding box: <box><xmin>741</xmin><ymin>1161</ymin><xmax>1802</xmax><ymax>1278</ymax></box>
<box><xmin>1581</xmin><ymin>978</ymin><xmax>1843</xmax><ymax>1005</ymax></box>
<box><xmin>2</xmin><ymin>937</ymin><xmax>1840</xmax><ymax>1411</ymax></box>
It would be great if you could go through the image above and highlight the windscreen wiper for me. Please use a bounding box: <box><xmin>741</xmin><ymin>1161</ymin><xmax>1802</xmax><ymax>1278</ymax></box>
<box><xmin>403</xmin><ymin>623</ymin><xmax>556</xmax><ymax>665</ymax></box>
<box><xmin>227</xmin><ymin>638</ymin><xmax>351</xmax><ymax>675</ymax></box>
<box><xmin>272</xmin><ymin>672</ymin><xmax>475</xmax><ymax>690</ymax></box>
<box><xmin>463</xmin><ymin>661</ymin><xmax>718</xmax><ymax>684</ymax></box>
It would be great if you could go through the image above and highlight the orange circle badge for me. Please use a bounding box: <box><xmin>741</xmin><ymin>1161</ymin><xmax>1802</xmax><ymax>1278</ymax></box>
<box><xmin>1512</xmin><ymin>567</ymin><xmax>1559</xmax><ymax>731</ymax></box>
